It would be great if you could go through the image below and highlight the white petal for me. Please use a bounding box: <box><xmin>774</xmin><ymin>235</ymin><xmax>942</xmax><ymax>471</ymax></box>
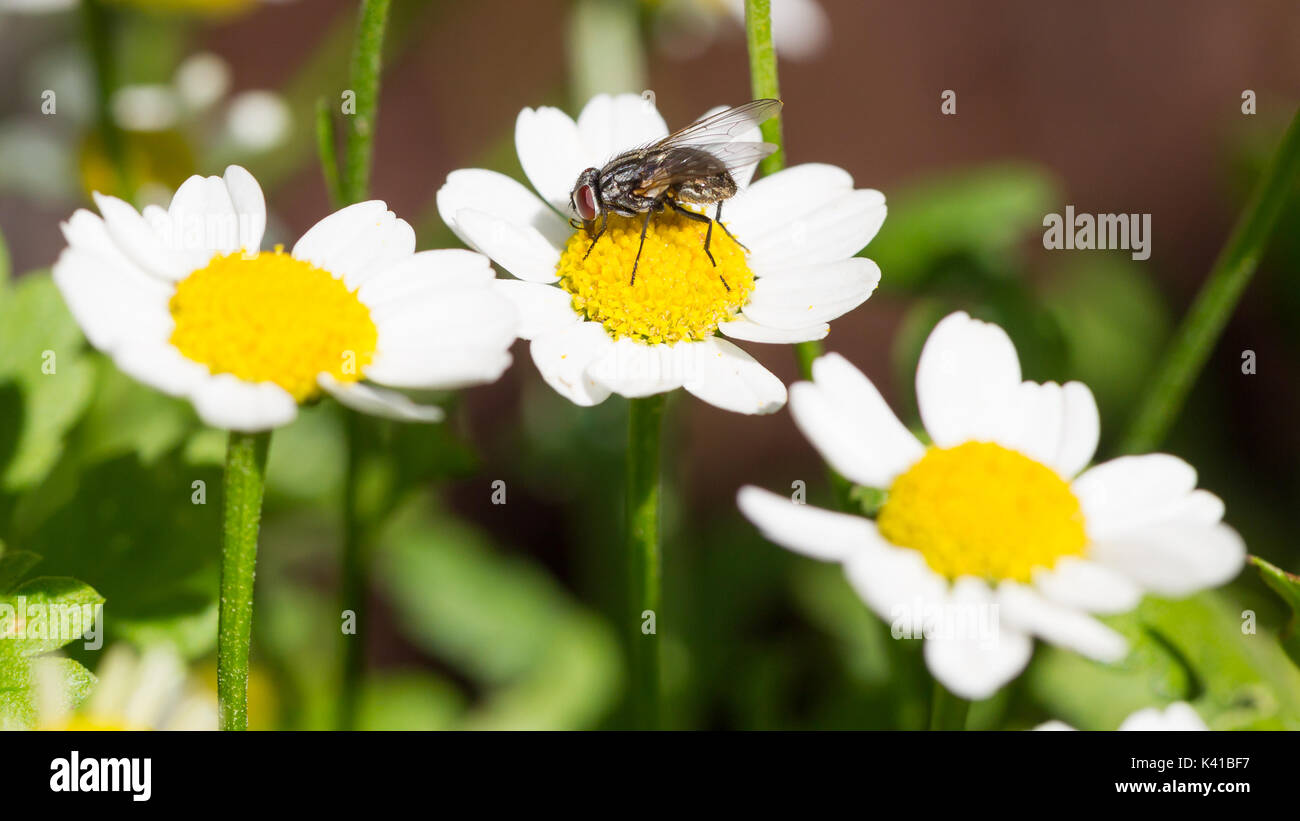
<box><xmin>1118</xmin><ymin>702</ymin><xmax>1208</xmax><ymax>731</ymax></box>
<box><xmin>370</xmin><ymin>287</ymin><xmax>518</xmax><ymax>361</ymax></box>
<box><xmin>1088</xmin><ymin>522</ymin><xmax>1246</xmax><ymax>597</ymax></box>
<box><xmin>717</xmin><ymin>315</ymin><xmax>827</xmax><ymax>343</ymax></box>
<box><xmin>164</xmin><ymin>172</ymin><xmax>239</xmax><ymax>268</ymax></box>
<box><xmin>53</xmin><ymin>211</ymin><xmax>174</xmax><ymax>353</ymax></box>
<box><xmin>575</xmin><ymin>92</ymin><xmax>668</xmax><ymax>167</ymax></box>
<box><xmin>515</xmin><ymin>104</ymin><xmax>589</xmax><ymax>212</ymax></box>
<box><xmin>993</xmin><ymin>380</ymin><xmax>1100</xmax><ymax>478</ymax></box>
<box><xmin>744</xmin><ymin>188</ymin><xmax>886</xmax><ymax>269</ymax></box>
<box><xmin>736</xmin><ymin>486</ymin><xmax>874</xmax><ymax>562</ymax></box>
<box><xmin>1032</xmin><ymin>557</ymin><xmax>1143</xmax><ymax>614</ymax></box>
<box><xmin>223</xmin><ymin>164</ymin><xmax>267</xmax><ymax>251</ymax></box>
<box><xmin>112</xmin><ymin>341</ymin><xmax>212</xmax><ymax>399</ymax></box>
<box><xmin>788</xmin><ymin>353</ymin><xmax>924</xmax><ymax>488</ymax></box>
<box><xmin>318</xmin><ymin>374</ymin><xmax>444</xmax><ymax>423</ymax></box>
<box><xmin>453</xmin><ymin>208</ymin><xmax>562</xmax><ymax>284</ymax></box>
<box><xmin>915</xmin><ymin>311</ymin><xmax>1023</xmax><ymax>447</ymax></box>
<box><xmin>1034</xmin><ymin>720</ymin><xmax>1077</xmax><ymax>731</ymax></box>
<box><xmin>436</xmin><ymin>168</ymin><xmax>570</xmax><ymax>252</ymax></box>
<box><xmin>724</xmin><ymin>163</ymin><xmax>854</xmax><ymax>240</ymax></box>
<box><xmin>529</xmin><ymin>321</ymin><xmax>614</xmax><ymax>406</ymax></box>
<box><xmin>1055</xmin><ymin>382</ymin><xmax>1101</xmax><ymax>477</ymax></box>
<box><xmin>681</xmin><ymin>336</ymin><xmax>787</xmax><ymax>414</ymax></box>
<box><xmin>1073</xmin><ymin>454</ymin><xmax>1209</xmax><ymax>540</ymax></box>
<box><xmin>363</xmin><ymin>346</ymin><xmax>514</xmax><ymax>390</ymax></box>
<box><xmin>588</xmin><ymin>337</ymin><xmax>693</xmax><ymax>398</ymax></box>
<box><xmin>997</xmin><ymin>582</ymin><xmax>1128</xmax><ymax>662</ymax></box>
<box><xmin>94</xmin><ymin>192</ymin><xmax>192</xmax><ymax>281</ymax></box>
<box><xmin>843</xmin><ymin>538</ymin><xmax>950</xmax><ymax>625</ymax></box>
<box><xmin>191</xmin><ymin>374</ymin><xmax>298</xmax><ymax>432</ymax></box>
<box><xmin>493</xmin><ymin>280</ymin><xmax>578</xmax><ymax>341</ymax></box>
<box><xmin>922</xmin><ymin>578</ymin><xmax>1034</xmax><ymax>700</ymax></box>
<box><xmin>357</xmin><ymin>249</ymin><xmax>497</xmax><ymax>311</ymax></box>
<box><xmin>291</xmin><ymin>201</ymin><xmax>416</xmax><ymax>290</ymax></box>
<box><xmin>742</xmin><ymin>257</ymin><xmax>880</xmax><ymax>330</ymax></box>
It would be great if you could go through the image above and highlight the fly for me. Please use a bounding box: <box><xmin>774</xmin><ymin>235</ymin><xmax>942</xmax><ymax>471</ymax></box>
<box><xmin>568</xmin><ymin>98</ymin><xmax>782</xmax><ymax>288</ymax></box>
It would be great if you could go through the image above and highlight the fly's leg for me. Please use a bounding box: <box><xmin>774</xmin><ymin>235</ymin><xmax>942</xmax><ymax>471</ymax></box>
<box><xmin>669</xmin><ymin>200</ymin><xmax>730</xmax><ymax>291</ymax></box>
<box><xmin>630</xmin><ymin>209</ymin><xmax>653</xmax><ymax>286</ymax></box>
<box><xmin>714</xmin><ymin>201</ymin><xmax>749</xmax><ymax>253</ymax></box>
<box><xmin>583</xmin><ymin>212</ymin><xmax>609</xmax><ymax>261</ymax></box>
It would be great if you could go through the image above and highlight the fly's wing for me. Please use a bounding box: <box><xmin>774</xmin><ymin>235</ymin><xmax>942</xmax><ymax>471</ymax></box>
<box><xmin>654</xmin><ymin>99</ymin><xmax>783</xmax><ymax>149</ymax></box>
<box><xmin>690</xmin><ymin>140</ymin><xmax>779</xmax><ymax>173</ymax></box>
<box><xmin>632</xmin><ymin>143</ymin><xmax>777</xmax><ymax>198</ymax></box>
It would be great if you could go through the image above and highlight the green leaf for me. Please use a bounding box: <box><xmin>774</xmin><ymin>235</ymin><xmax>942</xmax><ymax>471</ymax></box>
<box><xmin>72</xmin><ymin>356</ymin><xmax>196</xmax><ymax>467</ymax></box>
<box><xmin>1043</xmin><ymin>257</ymin><xmax>1172</xmax><ymax>422</ymax></box>
<box><xmin>17</xmin><ymin>452</ymin><xmax>222</xmax><ymax>647</ymax></box>
<box><xmin>1026</xmin><ymin>610</ymin><xmax>1192</xmax><ymax>730</ymax></box>
<box><xmin>1250</xmin><ymin>555</ymin><xmax>1300</xmax><ymax>668</ymax></box>
<box><xmin>375</xmin><ymin>498</ymin><xmax>621</xmax><ymax>729</ymax></box>
<box><xmin>0</xmin><ymin>656</ymin><xmax>96</xmax><ymax>730</ymax></box>
<box><xmin>0</xmin><ymin>549</ymin><xmax>41</xmax><ymax>593</ymax></box>
<box><xmin>869</xmin><ymin>165</ymin><xmax>1058</xmax><ymax>291</ymax></box>
<box><xmin>1139</xmin><ymin>592</ymin><xmax>1300</xmax><ymax>729</ymax></box>
<box><xmin>0</xmin><ymin>577</ymin><xmax>104</xmax><ymax>658</ymax></box>
<box><xmin>0</xmin><ymin>272</ymin><xmax>96</xmax><ymax>491</ymax></box>
<box><xmin>358</xmin><ymin>672</ymin><xmax>463</xmax><ymax>730</ymax></box>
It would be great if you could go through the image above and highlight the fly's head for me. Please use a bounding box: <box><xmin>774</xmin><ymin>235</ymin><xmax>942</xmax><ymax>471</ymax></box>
<box><xmin>569</xmin><ymin>167</ymin><xmax>602</xmax><ymax>233</ymax></box>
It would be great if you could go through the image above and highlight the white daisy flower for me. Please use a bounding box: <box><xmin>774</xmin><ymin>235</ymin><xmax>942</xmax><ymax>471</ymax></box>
<box><xmin>436</xmin><ymin>93</ymin><xmax>885</xmax><ymax>415</ymax></box>
<box><xmin>738</xmin><ymin>311</ymin><xmax>1245</xmax><ymax>700</ymax></box>
<box><xmin>36</xmin><ymin>645</ymin><xmax>217</xmax><ymax>731</ymax></box>
<box><xmin>53</xmin><ymin>165</ymin><xmax>518</xmax><ymax>431</ymax></box>
<box><xmin>651</xmin><ymin>0</ymin><xmax>831</xmax><ymax>62</ymax></box>
<box><xmin>1036</xmin><ymin>701</ymin><xmax>1208</xmax><ymax>731</ymax></box>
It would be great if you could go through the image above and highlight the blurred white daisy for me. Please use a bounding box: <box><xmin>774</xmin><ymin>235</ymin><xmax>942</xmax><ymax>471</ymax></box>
<box><xmin>437</xmin><ymin>93</ymin><xmax>884</xmax><ymax>415</ymax></box>
<box><xmin>1036</xmin><ymin>702</ymin><xmax>1208</xmax><ymax>731</ymax></box>
<box><xmin>649</xmin><ymin>0</ymin><xmax>830</xmax><ymax>62</ymax></box>
<box><xmin>54</xmin><ymin>165</ymin><xmax>518</xmax><ymax>431</ymax></box>
<box><xmin>738</xmin><ymin>312</ymin><xmax>1245</xmax><ymax>699</ymax></box>
<box><xmin>0</xmin><ymin>0</ymin><xmax>280</xmax><ymax>13</ymax></box>
<box><xmin>0</xmin><ymin>0</ymin><xmax>75</xmax><ymax>12</ymax></box>
<box><xmin>37</xmin><ymin>645</ymin><xmax>216</xmax><ymax>731</ymax></box>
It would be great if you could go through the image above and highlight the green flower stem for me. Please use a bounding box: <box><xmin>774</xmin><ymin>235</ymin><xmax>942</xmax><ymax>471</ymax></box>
<box><xmin>315</xmin><ymin>97</ymin><xmax>345</xmax><ymax>207</ymax></box>
<box><xmin>744</xmin><ymin>0</ymin><xmax>785</xmax><ymax>179</ymax></box>
<box><xmin>1121</xmin><ymin>106</ymin><xmax>1300</xmax><ymax>454</ymax></box>
<box><xmin>79</xmin><ymin>0</ymin><xmax>130</xmax><ymax>199</ymax></box>
<box><xmin>341</xmin><ymin>0</ymin><xmax>392</xmax><ymax>205</ymax></box>
<box><xmin>328</xmin><ymin>0</ymin><xmax>394</xmax><ymax>730</ymax></box>
<box><xmin>744</xmin><ymin>0</ymin><xmax>855</xmax><ymax>510</ymax></box>
<box><xmin>928</xmin><ymin>680</ymin><xmax>969</xmax><ymax>731</ymax></box>
<box><xmin>217</xmin><ymin>430</ymin><xmax>271</xmax><ymax>731</ymax></box>
<box><xmin>744</xmin><ymin>0</ymin><xmax>821</xmax><ymax>381</ymax></box>
<box><xmin>627</xmin><ymin>394</ymin><xmax>666</xmax><ymax>730</ymax></box>
<box><xmin>338</xmin><ymin>411</ymin><xmax>367</xmax><ymax>730</ymax></box>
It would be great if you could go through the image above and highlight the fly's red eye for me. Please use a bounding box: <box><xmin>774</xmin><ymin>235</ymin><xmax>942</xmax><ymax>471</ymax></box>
<box><xmin>575</xmin><ymin>185</ymin><xmax>598</xmax><ymax>221</ymax></box>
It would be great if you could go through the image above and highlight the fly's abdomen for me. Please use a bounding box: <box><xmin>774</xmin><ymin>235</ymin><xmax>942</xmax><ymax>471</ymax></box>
<box><xmin>673</xmin><ymin>173</ymin><xmax>738</xmax><ymax>205</ymax></box>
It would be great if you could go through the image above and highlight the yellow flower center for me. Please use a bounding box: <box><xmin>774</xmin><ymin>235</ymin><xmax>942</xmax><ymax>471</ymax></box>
<box><xmin>50</xmin><ymin>716</ymin><xmax>139</xmax><ymax>731</ymax></box>
<box><xmin>104</xmin><ymin>0</ymin><xmax>256</xmax><ymax>16</ymax></box>
<box><xmin>169</xmin><ymin>250</ymin><xmax>378</xmax><ymax>402</ymax></box>
<box><xmin>876</xmin><ymin>442</ymin><xmax>1087</xmax><ymax>583</ymax></box>
<box><xmin>557</xmin><ymin>210</ymin><xmax>754</xmax><ymax>344</ymax></box>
